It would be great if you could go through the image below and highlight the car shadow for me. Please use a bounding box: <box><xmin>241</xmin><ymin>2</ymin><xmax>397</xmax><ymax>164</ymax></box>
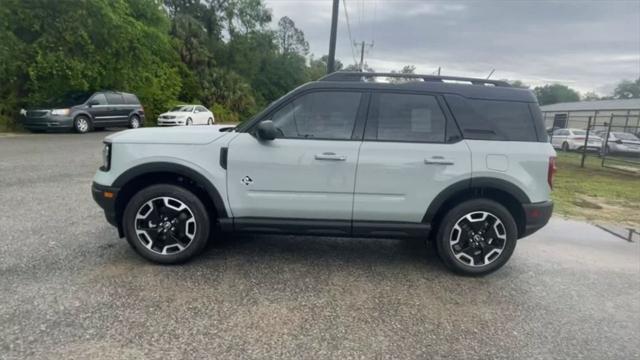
<box><xmin>191</xmin><ymin>232</ymin><xmax>447</xmax><ymax>274</ymax></box>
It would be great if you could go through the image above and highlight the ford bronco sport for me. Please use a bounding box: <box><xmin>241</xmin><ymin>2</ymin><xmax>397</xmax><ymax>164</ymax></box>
<box><xmin>92</xmin><ymin>72</ymin><xmax>555</xmax><ymax>275</ymax></box>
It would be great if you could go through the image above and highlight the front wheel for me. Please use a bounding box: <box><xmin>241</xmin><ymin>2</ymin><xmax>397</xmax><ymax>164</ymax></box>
<box><xmin>122</xmin><ymin>184</ymin><xmax>211</xmax><ymax>264</ymax></box>
<box><xmin>129</xmin><ymin>115</ymin><xmax>141</xmax><ymax>129</ymax></box>
<box><xmin>561</xmin><ymin>142</ymin><xmax>570</xmax><ymax>152</ymax></box>
<box><xmin>186</xmin><ymin>118</ymin><xmax>192</xmax><ymax>126</ymax></box>
<box><xmin>435</xmin><ymin>199</ymin><xmax>518</xmax><ymax>276</ymax></box>
<box><xmin>74</xmin><ymin>115</ymin><xmax>92</xmax><ymax>134</ymax></box>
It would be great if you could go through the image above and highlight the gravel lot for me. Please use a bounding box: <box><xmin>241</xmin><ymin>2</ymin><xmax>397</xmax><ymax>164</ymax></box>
<box><xmin>1</xmin><ymin>131</ymin><xmax>639</xmax><ymax>359</ymax></box>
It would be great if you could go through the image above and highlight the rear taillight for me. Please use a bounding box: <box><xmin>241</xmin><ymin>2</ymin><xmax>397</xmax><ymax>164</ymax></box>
<box><xmin>548</xmin><ymin>156</ymin><xmax>557</xmax><ymax>189</ymax></box>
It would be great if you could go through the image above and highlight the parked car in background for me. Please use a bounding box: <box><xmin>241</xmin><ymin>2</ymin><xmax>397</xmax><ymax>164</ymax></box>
<box><xmin>594</xmin><ymin>131</ymin><xmax>640</xmax><ymax>155</ymax></box>
<box><xmin>551</xmin><ymin>128</ymin><xmax>603</xmax><ymax>152</ymax></box>
<box><xmin>22</xmin><ymin>91</ymin><xmax>144</xmax><ymax>134</ymax></box>
<box><xmin>157</xmin><ymin>105</ymin><xmax>214</xmax><ymax>126</ymax></box>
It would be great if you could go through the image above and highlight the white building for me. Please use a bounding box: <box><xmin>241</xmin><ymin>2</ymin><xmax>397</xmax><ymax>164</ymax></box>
<box><xmin>540</xmin><ymin>99</ymin><xmax>640</xmax><ymax>133</ymax></box>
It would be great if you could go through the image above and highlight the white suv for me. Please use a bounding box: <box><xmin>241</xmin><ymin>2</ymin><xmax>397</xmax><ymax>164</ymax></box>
<box><xmin>92</xmin><ymin>72</ymin><xmax>556</xmax><ymax>275</ymax></box>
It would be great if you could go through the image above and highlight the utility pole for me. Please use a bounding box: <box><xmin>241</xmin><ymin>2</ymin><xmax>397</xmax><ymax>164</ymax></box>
<box><xmin>327</xmin><ymin>0</ymin><xmax>339</xmax><ymax>73</ymax></box>
<box><xmin>355</xmin><ymin>41</ymin><xmax>374</xmax><ymax>71</ymax></box>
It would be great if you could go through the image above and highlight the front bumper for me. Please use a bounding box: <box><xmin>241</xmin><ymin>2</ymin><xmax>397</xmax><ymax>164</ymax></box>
<box><xmin>522</xmin><ymin>201</ymin><xmax>553</xmax><ymax>237</ymax></box>
<box><xmin>92</xmin><ymin>182</ymin><xmax>121</xmax><ymax>234</ymax></box>
<box><xmin>23</xmin><ymin>114</ymin><xmax>74</xmax><ymax>130</ymax></box>
<box><xmin>157</xmin><ymin>119</ymin><xmax>186</xmax><ymax>126</ymax></box>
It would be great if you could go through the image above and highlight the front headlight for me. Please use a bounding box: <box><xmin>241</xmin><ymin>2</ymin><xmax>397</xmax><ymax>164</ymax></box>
<box><xmin>51</xmin><ymin>108</ymin><xmax>70</xmax><ymax>116</ymax></box>
<box><xmin>101</xmin><ymin>142</ymin><xmax>111</xmax><ymax>171</ymax></box>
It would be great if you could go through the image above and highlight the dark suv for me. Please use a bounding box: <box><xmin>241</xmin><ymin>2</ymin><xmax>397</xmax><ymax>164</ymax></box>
<box><xmin>22</xmin><ymin>91</ymin><xmax>145</xmax><ymax>134</ymax></box>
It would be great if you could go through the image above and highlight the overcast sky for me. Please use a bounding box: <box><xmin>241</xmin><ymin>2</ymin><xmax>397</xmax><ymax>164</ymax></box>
<box><xmin>264</xmin><ymin>0</ymin><xmax>640</xmax><ymax>95</ymax></box>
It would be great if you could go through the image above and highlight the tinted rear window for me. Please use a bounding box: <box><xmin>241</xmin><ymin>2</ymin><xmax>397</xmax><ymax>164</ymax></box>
<box><xmin>123</xmin><ymin>93</ymin><xmax>140</xmax><ymax>104</ymax></box>
<box><xmin>445</xmin><ymin>94</ymin><xmax>538</xmax><ymax>141</ymax></box>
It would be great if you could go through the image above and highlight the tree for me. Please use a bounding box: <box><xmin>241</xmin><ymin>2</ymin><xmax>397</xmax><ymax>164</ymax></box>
<box><xmin>389</xmin><ymin>65</ymin><xmax>416</xmax><ymax>83</ymax></box>
<box><xmin>277</xmin><ymin>16</ymin><xmax>308</xmax><ymax>55</ymax></box>
<box><xmin>507</xmin><ymin>80</ymin><xmax>529</xmax><ymax>89</ymax></box>
<box><xmin>1</xmin><ymin>0</ymin><xmax>183</xmax><ymax>124</ymax></box>
<box><xmin>582</xmin><ymin>91</ymin><xmax>600</xmax><ymax>101</ymax></box>
<box><xmin>307</xmin><ymin>55</ymin><xmax>343</xmax><ymax>80</ymax></box>
<box><xmin>533</xmin><ymin>84</ymin><xmax>580</xmax><ymax>105</ymax></box>
<box><xmin>613</xmin><ymin>78</ymin><xmax>640</xmax><ymax>99</ymax></box>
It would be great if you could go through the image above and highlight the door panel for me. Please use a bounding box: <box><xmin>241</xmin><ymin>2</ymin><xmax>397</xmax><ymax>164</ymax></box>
<box><xmin>86</xmin><ymin>93</ymin><xmax>110</xmax><ymax>125</ymax></box>
<box><xmin>226</xmin><ymin>133</ymin><xmax>360</xmax><ymax>219</ymax></box>
<box><xmin>353</xmin><ymin>141</ymin><xmax>471</xmax><ymax>222</ymax></box>
<box><xmin>353</xmin><ymin>91</ymin><xmax>471</xmax><ymax>223</ymax></box>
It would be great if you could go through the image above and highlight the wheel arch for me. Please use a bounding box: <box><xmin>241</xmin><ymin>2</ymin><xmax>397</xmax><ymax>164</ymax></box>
<box><xmin>423</xmin><ymin>178</ymin><xmax>529</xmax><ymax>238</ymax></box>
<box><xmin>112</xmin><ymin>162</ymin><xmax>227</xmax><ymax>236</ymax></box>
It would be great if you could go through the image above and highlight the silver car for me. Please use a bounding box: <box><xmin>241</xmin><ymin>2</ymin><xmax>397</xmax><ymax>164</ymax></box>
<box><xmin>596</xmin><ymin>131</ymin><xmax>640</xmax><ymax>155</ymax></box>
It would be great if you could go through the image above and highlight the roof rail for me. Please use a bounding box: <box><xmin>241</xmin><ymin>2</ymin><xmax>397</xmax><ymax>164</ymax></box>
<box><xmin>318</xmin><ymin>71</ymin><xmax>511</xmax><ymax>87</ymax></box>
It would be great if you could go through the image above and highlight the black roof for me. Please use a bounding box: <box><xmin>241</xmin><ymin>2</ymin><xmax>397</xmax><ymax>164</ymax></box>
<box><xmin>302</xmin><ymin>71</ymin><xmax>537</xmax><ymax>102</ymax></box>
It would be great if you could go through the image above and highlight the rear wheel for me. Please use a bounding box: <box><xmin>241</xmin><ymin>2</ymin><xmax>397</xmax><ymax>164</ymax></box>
<box><xmin>561</xmin><ymin>142</ymin><xmax>570</xmax><ymax>152</ymax></box>
<box><xmin>435</xmin><ymin>199</ymin><xmax>517</xmax><ymax>276</ymax></box>
<box><xmin>74</xmin><ymin>115</ymin><xmax>92</xmax><ymax>134</ymax></box>
<box><xmin>122</xmin><ymin>184</ymin><xmax>211</xmax><ymax>264</ymax></box>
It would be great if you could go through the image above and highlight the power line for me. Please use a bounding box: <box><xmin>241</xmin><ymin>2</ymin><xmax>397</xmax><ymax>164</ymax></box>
<box><xmin>342</xmin><ymin>0</ymin><xmax>359</xmax><ymax>65</ymax></box>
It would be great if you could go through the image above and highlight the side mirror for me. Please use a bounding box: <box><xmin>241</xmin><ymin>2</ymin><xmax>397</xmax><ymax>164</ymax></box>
<box><xmin>256</xmin><ymin>120</ymin><xmax>278</xmax><ymax>141</ymax></box>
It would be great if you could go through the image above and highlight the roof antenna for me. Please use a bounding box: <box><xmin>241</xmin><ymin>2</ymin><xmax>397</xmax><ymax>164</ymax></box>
<box><xmin>486</xmin><ymin>69</ymin><xmax>495</xmax><ymax>79</ymax></box>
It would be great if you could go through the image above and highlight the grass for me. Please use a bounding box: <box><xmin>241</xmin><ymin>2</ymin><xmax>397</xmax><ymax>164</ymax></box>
<box><xmin>553</xmin><ymin>152</ymin><xmax>640</xmax><ymax>227</ymax></box>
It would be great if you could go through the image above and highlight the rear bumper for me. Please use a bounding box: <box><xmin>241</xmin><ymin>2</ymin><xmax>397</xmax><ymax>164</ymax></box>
<box><xmin>522</xmin><ymin>201</ymin><xmax>553</xmax><ymax>237</ymax></box>
<box><xmin>92</xmin><ymin>182</ymin><xmax>121</xmax><ymax>234</ymax></box>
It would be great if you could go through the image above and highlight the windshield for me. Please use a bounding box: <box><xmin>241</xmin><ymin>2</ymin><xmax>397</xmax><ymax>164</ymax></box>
<box><xmin>170</xmin><ymin>105</ymin><xmax>193</xmax><ymax>112</ymax></box>
<box><xmin>45</xmin><ymin>92</ymin><xmax>92</xmax><ymax>107</ymax></box>
<box><xmin>613</xmin><ymin>132</ymin><xmax>639</xmax><ymax>141</ymax></box>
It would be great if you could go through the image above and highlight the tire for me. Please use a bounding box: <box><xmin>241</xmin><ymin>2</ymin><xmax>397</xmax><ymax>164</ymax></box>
<box><xmin>186</xmin><ymin>118</ymin><xmax>192</xmax><ymax>126</ymax></box>
<box><xmin>561</xmin><ymin>142</ymin><xmax>570</xmax><ymax>152</ymax></box>
<box><xmin>74</xmin><ymin>115</ymin><xmax>92</xmax><ymax>134</ymax></box>
<box><xmin>122</xmin><ymin>184</ymin><xmax>211</xmax><ymax>264</ymax></box>
<box><xmin>207</xmin><ymin>118</ymin><xmax>213</xmax><ymax>125</ymax></box>
<box><xmin>28</xmin><ymin>129</ymin><xmax>45</xmax><ymax>133</ymax></box>
<box><xmin>129</xmin><ymin>115</ymin><xmax>141</xmax><ymax>129</ymax></box>
<box><xmin>435</xmin><ymin>199</ymin><xmax>518</xmax><ymax>276</ymax></box>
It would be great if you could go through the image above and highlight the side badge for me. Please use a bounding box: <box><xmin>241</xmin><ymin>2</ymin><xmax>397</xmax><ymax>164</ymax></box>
<box><xmin>241</xmin><ymin>176</ymin><xmax>253</xmax><ymax>186</ymax></box>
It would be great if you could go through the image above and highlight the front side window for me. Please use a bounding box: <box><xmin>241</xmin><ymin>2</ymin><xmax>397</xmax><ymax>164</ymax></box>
<box><xmin>268</xmin><ymin>91</ymin><xmax>361</xmax><ymax>140</ymax></box>
<box><xmin>371</xmin><ymin>93</ymin><xmax>447</xmax><ymax>143</ymax></box>
<box><xmin>90</xmin><ymin>93</ymin><xmax>107</xmax><ymax>105</ymax></box>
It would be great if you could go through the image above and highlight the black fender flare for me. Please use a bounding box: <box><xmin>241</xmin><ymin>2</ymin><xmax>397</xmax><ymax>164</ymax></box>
<box><xmin>422</xmin><ymin>177</ymin><xmax>530</xmax><ymax>223</ymax></box>
<box><xmin>112</xmin><ymin>162</ymin><xmax>228</xmax><ymax>218</ymax></box>
<box><xmin>71</xmin><ymin>110</ymin><xmax>94</xmax><ymax>122</ymax></box>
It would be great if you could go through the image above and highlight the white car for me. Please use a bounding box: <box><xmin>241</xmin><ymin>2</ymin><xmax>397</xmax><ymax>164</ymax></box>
<box><xmin>157</xmin><ymin>105</ymin><xmax>214</xmax><ymax>126</ymax></box>
<box><xmin>551</xmin><ymin>128</ymin><xmax>603</xmax><ymax>152</ymax></box>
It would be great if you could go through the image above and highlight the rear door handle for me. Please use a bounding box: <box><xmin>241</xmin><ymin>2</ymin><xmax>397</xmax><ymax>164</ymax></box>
<box><xmin>315</xmin><ymin>152</ymin><xmax>347</xmax><ymax>161</ymax></box>
<box><xmin>424</xmin><ymin>156</ymin><xmax>454</xmax><ymax>165</ymax></box>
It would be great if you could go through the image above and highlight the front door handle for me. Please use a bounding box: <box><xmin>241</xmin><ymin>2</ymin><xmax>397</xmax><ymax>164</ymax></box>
<box><xmin>424</xmin><ymin>156</ymin><xmax>454</xmax><ymax>165</ymax></box>
<box><xmin>315</xmin><ymin>152</ymin><xmax>347</xmax><ymax>161</ymax></box>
